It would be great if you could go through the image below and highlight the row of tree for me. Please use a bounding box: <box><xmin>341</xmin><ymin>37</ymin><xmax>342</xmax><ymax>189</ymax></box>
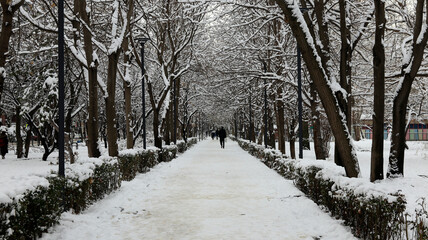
<box><xmin>0</xmin><ymin>0</ymin><xmax>209</xmax><ymax>163</ymax></box>
<box><xmin>195</xmin><ymin>0</ymin><xmax>427</xmax><ymax>181</ymax></box>
<box><xmin>0</xmin><ymin>0</ymin><xmax>426</xmax><ymax>181</ymax></box>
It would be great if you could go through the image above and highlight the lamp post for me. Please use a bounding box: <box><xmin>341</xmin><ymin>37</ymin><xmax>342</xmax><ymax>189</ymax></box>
<box><xmin>58</xmin><ymin>0</ymin><xmax>65</xmax><ymax>177</ymax></box>
<box><xmin>137</xmin><ymin>38</ymin><xmax>150</xmax><ymax>149</ymax></box>
<box><xmin>297</xmin><ymin>46</ymin><xmax>303</xmax><ymax>159</ymax></box>
<box><xmin>263</xmin><ymin>62</ymin><xmax>268</xmax><ymax>148</ymax></box>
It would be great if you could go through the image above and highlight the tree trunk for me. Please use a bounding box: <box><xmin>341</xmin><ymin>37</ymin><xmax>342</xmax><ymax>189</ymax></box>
<box><xmin>0</xmin><ymin>1</ymin><xmax>23</xmax><ymax>102</ymax></box>
<box><xmin>268</xmin><ymin>107</ymin><xmax>275</xmax><ymax>148</ymax></box>
<box><xmin>174</xmin><ymin>78</ymin><xmax>180</xmax><ymax>142</ymax></box>
<box><xmin>387</xmin><ymin>87</ymin><xmax>410</xmax><ymax>177</ymax></box>
<box><xmin>153</xmin><ymin>108</ymin><xmax>162</xmax><ymax>149</ymax></box>
<box><xmin>302</xmin><ymin>120</ymin><xmax>310</xmax><ymax>150</ymax></box>
<box><xmin>371</xmin><ymin>0</ymin><xmax>386</xmax><ymax>182</ymax></box>
<box><xmin>275</xmin><ymin>87</ymin><xmax>286</xmax><ymax>154</ymax></box>
<box><xmin>388</xmin><ymin>0</ymin><xmax>428</xmax><ymax>178</ymax></box>
<box><xmin>164</xmin><ymin>105</ymin><xmax>171</xmax><ymax>145</ymax></box>
<box><xmin>257</xmin><ymin>125</ymin><xmax>263</xmax><ymax>145</ymax></box>
<box><xmin>121</xmin><ymin>0</ymin><xmax>134</xmax><ymax>149</ymax></box>
<box><xmin>24</xmin><ymin>127</ymin><xmax>31</xmax><ymax>158</ymax></box>
<box><xmin>79</xmin><ymin>0</ymin><xmax>100</xmax><ymax>157</ymax></box>
<box><xmin>287</xmin><ymin>121</ymin><xmax>296</xmax><ymax>159</ymax></box>
<box><xmin>105</xmin><ymin>52</ymin><xmax>119</xmax><ymax>157</ymax></box>
<box><xmin>275</xmin><ymin>0</ymin><xmax>360</xmax><ymax>177</ymax></box>
<box><xmin>16</xmin><ymin>106</ymin><xmax>23</xmax><ymax>158</ymax></box>
<box><xmin>310</xmin><ymin>83</ymin><xmax>325</xmax><ymax>159</ymax></box>
<box><xmin>65</xmin><ymin>77</ymin><xmax>76</xmax><ymax>164</ymax></box>
<box><xmin>353</xmin><ymin>109</ymin><xmax>362</xmax><ymax>141</ymax></box>
<box><xmin>123</xmin><ymin>75</ymin><xmax>133</xmax><ymax>149</ymax></box>
<box><xmin>334</xmin><ymin>0</ymin><xmax>354</xmax><ymax>169</ymax></box>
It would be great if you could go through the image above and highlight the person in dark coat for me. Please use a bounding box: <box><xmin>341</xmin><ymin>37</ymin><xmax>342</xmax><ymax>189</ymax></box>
<box><xmin>218</xmin><ymin>127</ymin><xmax>226</xmax><ymax>148</ymax></box>
<box><xmin>0</xmin><ymin>131</ymin><xmax>8</xmax><ymax>159</ymax></box>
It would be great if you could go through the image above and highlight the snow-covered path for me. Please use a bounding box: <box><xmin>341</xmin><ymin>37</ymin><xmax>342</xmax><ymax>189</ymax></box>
<box><xmin>42</xmin><ymin>140</ymin><xmax>355</xmax><ymax>240</ymax></box>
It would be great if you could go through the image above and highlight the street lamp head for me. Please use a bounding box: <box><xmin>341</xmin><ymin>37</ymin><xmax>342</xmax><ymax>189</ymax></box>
<box><xmin>136</xmin><ymin>37</ymin><xmax>151</xmax><ymax>45</ymax></box>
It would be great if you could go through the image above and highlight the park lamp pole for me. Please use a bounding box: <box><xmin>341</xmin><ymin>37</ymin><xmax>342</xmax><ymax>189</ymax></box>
<box><xmin>137</xmin><ymin>38</ymin><xmax>150</xmax><ymax>149</ymax></box>
<box><xmin>58</xmin><ymin>0</ymin><xmax>65</xmax><ymax>177</ymax></box>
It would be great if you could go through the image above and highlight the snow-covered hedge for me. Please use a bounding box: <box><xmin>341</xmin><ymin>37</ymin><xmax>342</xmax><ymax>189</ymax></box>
<box><xmin>0</xmin><ymin>138</ymin><xmax>198</xmax><ymax>239</ymax></box>
<box><xmin>0</xmin><ymin>157</ymin><xmax>121</xmax><ymax>239</ymax></box>
<box><xmin>118</xmin><ymin>147</ymin><xmax>159</xmax><ymax>181</ymax></box>
<box><xmin>233</xmin><ymin>137</ymin><xmax>408</xmax><ymax>239</ymax></box>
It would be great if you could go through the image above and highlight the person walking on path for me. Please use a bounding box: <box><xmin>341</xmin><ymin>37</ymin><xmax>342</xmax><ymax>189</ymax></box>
<box><xmin>0</xmin><ymin>130</ymin><xmax>8</xmax><ymax>159</ymax></box>
<box><xmin>218</xmin><ymin>127</ymin><xmax>226</xmax><ymax>148</ymax></box>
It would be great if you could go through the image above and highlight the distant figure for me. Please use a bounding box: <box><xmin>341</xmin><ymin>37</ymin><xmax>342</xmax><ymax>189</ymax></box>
<box><xmin>215</xmin><ymin>129</ymin><xmax>219</xmax><ymax>140</ymax></box>
<box><xmin>211</xmin><ymin>131</ymin><xmax>215</xmax><ymax>140</ymax></box>
<box><xmin>0</xmin><ymin>131</ymin><xmax>8</xmax><ymax>159</ymax></box>
<box><xmin>218</xmin><ymin>127</ymin><xmax>226</xmax><ymax>149</ymax></box>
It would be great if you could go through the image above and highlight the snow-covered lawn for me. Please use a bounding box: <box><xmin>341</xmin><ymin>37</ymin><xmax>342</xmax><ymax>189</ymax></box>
<box><xmin>41</xmin><ymin>140</ymin><xmax>355</xmax><ymax>239</ymax></box>
<box><xmin>0</xmin><ymin>148</ymin><xmax>56</xmax><ymax>203</ymax></box>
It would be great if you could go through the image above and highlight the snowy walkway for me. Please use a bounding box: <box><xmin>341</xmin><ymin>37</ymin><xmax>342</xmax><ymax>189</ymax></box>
<box><xmin>42</xmin><ymin>139</ymin><xmax>355</xmax><ymax>240</ymax></box>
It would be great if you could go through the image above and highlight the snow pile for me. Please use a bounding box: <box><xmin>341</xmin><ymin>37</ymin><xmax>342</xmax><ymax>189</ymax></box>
<box><xmin>289</xmin><ymin>158</ymin><xmax>402</xmax><ymax>202</ymax></box>
<box><xmin>119</xmin><ymin>146</ymin><xmax>159</xmax><ymax>157</ymax></box>
<box><xmin>66</xmin><ymin>156</ymin><xmax>116</xmax><ymax>182</ymax></box>
<box><xmin>0</xmin><ymin>174</ymin><xmax>50</xmax><ymax>204</ymax></box>
<box><xmin>235</xmin><ymin>137</ymin><xmax>407</xmax><ymax>239</ymax></box>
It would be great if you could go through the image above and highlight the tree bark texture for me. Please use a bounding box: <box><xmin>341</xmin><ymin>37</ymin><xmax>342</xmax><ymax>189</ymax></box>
<box><xmin>122</xmin><ymin>0</ymin><xmax>134</xmax><ymax>149</ymax></box>
<box><xmin>335</xmin><ymin>0</ymin><xmax>353</xmax><ymax>167</ymax></box>
<box><xmin>275</xmin><ymin>0</ymin><xmax>360</xmax><ymax>177</ymax></box>
<box><xmin>16</xmin><ymin>106</ymin><xmax>23</xmax><ymax>158</ymax></box>
<box><xmin>275</xmin><ymin>87</ymin><xmax>286</xmax><ymax>154</ymax></box>
<box><xmin>310</xmin><ymin>83</ymin><xmax>326</xmax><ymax>159</ymax></box>
<box><xmin>287</xmin><ymin>120</ymin><xmax>296</xmax><ymax>159</ymax></box>
<box><xmin>371</xmin><ymin>0</ymin><xmax>386</xmax><ymax>182</ymax></box>
<box><xmin>79</xmin><ymin>0</ymin><xmax>100</xmax><ymax>157</ymax></box>
<box><xmin>106</xmin><ymin>52</ymin><xmax>119</xmax><ymax>157</ymax></box>
<box><xmin>0</xmin><ymin>1</ymin><xmax>23</xmax><ymax>103</ymax></box>
<box><xmin>388</xmin><ymin>0</ymin><xmax>428</xmax><ymax>177</ymax></box>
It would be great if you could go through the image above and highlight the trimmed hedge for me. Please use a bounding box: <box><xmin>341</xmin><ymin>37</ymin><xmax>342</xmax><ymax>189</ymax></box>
<box><xmin>0</xmin><ymin>138</ymin><xmax>198</xmax><ymax>240</ymax></box>
<box><xmin>1</xmin><ymin>158</ymin><xmax>121</xmax><ymax>239</ymax></box>
<box><xmin>118</xmin><ymin>147</ymin><xmax>159</xmax><ymax>181</ymax></box>
<box><xmin>233</xmin><ymin>137</ymin><xmax>409</xmax><ymax>240</ymax></box>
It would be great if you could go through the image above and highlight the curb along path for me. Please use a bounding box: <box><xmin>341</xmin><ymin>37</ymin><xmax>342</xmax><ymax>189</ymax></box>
<box><xmin>42</xmin><ymin>140</ymin><xmax>356</xmax><ymax>240</ymax></box>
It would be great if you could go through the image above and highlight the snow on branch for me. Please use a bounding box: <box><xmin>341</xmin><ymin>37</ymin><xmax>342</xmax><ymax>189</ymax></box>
<box><xmin>20</xmin><ymin>7</ymin><xmax>57</xmax><ymax>33</ymax></box>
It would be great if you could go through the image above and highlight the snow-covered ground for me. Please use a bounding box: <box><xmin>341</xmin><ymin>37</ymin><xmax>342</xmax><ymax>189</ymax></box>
<box><xmin>1</xmin><ymin>139</ymin><xmax>426</xmax><ymax>238</ymax></box>
<box><xmin>41</xmin><ymin>140</ymin><xmax>355</xmax><ymax>240</ymax></box>
<box><xmin>0</xmin><ymin>143</ymin><xmax>92</xmax><ymax>203</ymax></box>
<box><xmin>0</xmin><ymin>147</ymin><xmax>56</xmax><ymax>203</ymax></box>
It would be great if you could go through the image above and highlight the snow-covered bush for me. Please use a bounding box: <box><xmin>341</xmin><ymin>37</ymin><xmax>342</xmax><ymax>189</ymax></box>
<box><xmin>234</xmin><ymin>137</ymin><xmax>408</xmax><ymax>239</ymax></box>
<box><xmin>0</xmin><ymin>140</ymin><xmax>200</xmax><ymax>239</ymax></box>
<box><xmin>0</xmin><ymin>157</ymin><xmax>121</xmax><ymax>239</ymax></box>
<box><xmin>118</xmin><ymin>147</ymin><xmax>159</xmax><ymax>181</ymax></box>
<box><xmin>159</xmin><ymin>145</ymin><xmax>178</xmax><ymax>162</ymax></box>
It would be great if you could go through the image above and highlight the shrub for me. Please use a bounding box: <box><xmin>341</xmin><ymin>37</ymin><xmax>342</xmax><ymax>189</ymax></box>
<box><xmin>0</xmin><ymin>139</ymin><xmax>198</xmax><ymax>240</ymax></box>
<box><xmin>234</xmin><ymin>137</ymin><xmax>407</xmax><ymax>240</ymax></box>
<box><xmin>118</xmin><ymin>148</ymin><xmax>159</xmax><ymax>181</ymax></box>
<box><xmin>159</xmin><ymin>145</ymin><xmax>177</xmax><ymax>162</ymax></box>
